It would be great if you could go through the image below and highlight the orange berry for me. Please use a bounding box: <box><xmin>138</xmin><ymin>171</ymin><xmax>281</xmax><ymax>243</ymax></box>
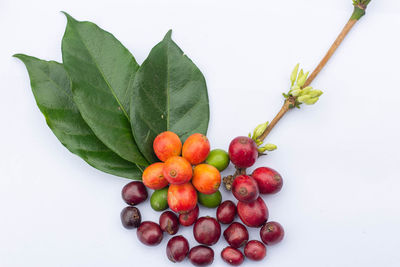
<box><xmin>192</xmin><ymin>164</ymin><xmax>221</xmax><ymax>194</ymax></box>
<box><xmin>168</xmin><ymin>183</ymin><xmax>197</xmax><ymax>213</ymax></box>
<box><xmin>182</xmin><ymin>133</ymin><xmax>210</xmax><ymax>165</ymax></box>
<box><xmin>153</xmin><ymin>131</ymin><xmax>182</xmax><ymax>162</ymax></box>
<box><xmin>142</xmin><ymin>162</ymin><xmax>169</xmax><ymax>190</ymax></box>
<box><xmin>163</xmin><ymin>156</ymin><xmax>193</xmax><ymax>185</ymax></box>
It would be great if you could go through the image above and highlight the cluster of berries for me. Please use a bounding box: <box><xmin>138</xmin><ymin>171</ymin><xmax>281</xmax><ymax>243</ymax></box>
<box><xmin>119</xmin><ymin>132</ymin><xmax>284</xmax><ymax>266</ymax></box>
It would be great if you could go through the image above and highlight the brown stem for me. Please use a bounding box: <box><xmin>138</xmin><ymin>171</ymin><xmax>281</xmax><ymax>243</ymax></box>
<box><xmin>258</xmin><ymin>16</ymin><xmax>360</xmax><ymax>142</ymax></box>
<box><xmin>258</xmin><ymin>96</ymin><xmax>296</xmax><ymax>142</ymax></box>
<box><xmin>303</xmin><ymin>19</ymin><xmax>357</xmax><ymax>87</ymax></box>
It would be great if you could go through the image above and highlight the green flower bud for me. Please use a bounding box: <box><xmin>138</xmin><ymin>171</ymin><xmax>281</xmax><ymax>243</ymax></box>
<box><xmin>308</xmin><ymin>89</ymin><xmax>323</xmax><ymax>98</ymax></box>
<box><xmin>290</xmin><ymin>63</ymin><xmax>300</xmax><ymax>86</ymax></box>
<box><xmin>290</xmin><ymin>89</ymin><xmax>301</xmax><ymax>97</ymax></box>
<box><xmin>297</xmin><ymin>95</ymin><xmax>312</xmax><ymax>103</ymax></box>
<box><xmin>252</xmin><ymin>121</ymin><xmax>269</xmax><ymax>140</ymax></box>
<box><xmin>300</xmin><ymin>86</ymin><xmax>313</xmax><ymax>95</ymax></box>
<box><xmin>258</xmin><ymin>143</ymin><xmax>277</xmax><ymax>153</ymax></box>
<box><xmin>255</xmin><ymin>139</ymin><xmax>263</xmax><ymax>146</ymax></box>
<box><xmin>303</xmin><ymin>97</ymin><xmax>319</xmax><ymax>105</ymax></box>
<box><xmin>297</xmin><ymin>71</ymin><xmax>309</xmax><ymax>87</ymax></box>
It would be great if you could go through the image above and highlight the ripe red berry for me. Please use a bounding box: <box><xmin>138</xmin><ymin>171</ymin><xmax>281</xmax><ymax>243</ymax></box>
<box><xmin>260</xmin><ymin>221</ymin><xmax>285</xmax><ymax>245</ymax></box>
<box><xmin>223</xmin><ymin>222</ymin><xmax>249</xmax><ymax>248</ymax></box>
<box><xmin>216</xmin><ymin>200</ymin><xmax>237</xmax><ymax>224</ymax></box>
<box><xmin>137</xmin><ymin>221</ymin><xmax>163</xmax><ymax>246</ymax></box>
<box><xmin>252</xmin><ymin>167</ymin><xmax>283</xmax><ymax>194</ymax></box>
<box><xmin>121</xmin><ymin>181</ymin><xmax>148</xmax><ymax>206</ymax></box>
<box><xmin>193</xmin><ymin>217</ymin><xmax>221</xmax><ymax>246</ymax></box>
<box><xmin>189</xmin><ymin>245</ymin><xmax>214</xmax><ymax>266</ymax></box>
<box><xmin>120</xmin><ymin>206</ymin><xmax>141</xmax><ymax>229</ymax></box>
<box><xmin>228</xmin><ymin>136</ymin><xmax>258</xmax><ymax>168</ymax></box>
<box><xmin>244</xmin><ymin>240</ymin><xmax>266</xmax><ymax>261</ymax></box>
<box><xmin>232</xmin><ymin>175</ymin><xmax>259</xmax><ymax>203</ymax></box>
<box><xmin>179</xmin><ymin>205</ymin><xmax>199</xmax><ymax>226</ymax></box>
<box><xmin>221</xmin><ymin>246</ymin><xmax>244</xmax><ymax>266</ymax></box>
<box><xmin>166</xmin><ymin>235</ymin><xmax>190</xmax><ymax>262</ymax></box>
<box><xmin>237</xmin><ymin>197</ymin><xmax>269</xmax><ymax>227</ymax></box>
<box><xmin>159</xmin><ymin>211</ymin><xmax>179</xmax><ymax>235</ymax></box>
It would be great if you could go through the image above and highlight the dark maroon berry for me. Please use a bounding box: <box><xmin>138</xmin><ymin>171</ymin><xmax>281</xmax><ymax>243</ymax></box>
<box><xmin>223</xmin><ymin>222</ymin><xmax>249</xmax><ymax>248</ymax></box>
<box><xmin>189</xmin><ymin>245</ymin><xmax>214</xmax><ymax>266</ymax></box>
<box><xmin>228</xmin><ymin>136</ymin><xmax>258</xmax><ymax>168</ymax></box>
<box><xmin>232</xmin><ymin>175</ymin><xmax>259</xmax><ymax>203</ymax></box>
<box><xmin>122</xmin><ymin>181</ymin><xmax>148</xmax><ymax>205</ymax></box>
<box><xmin>244</xmin><ymin>240</ymin><xmax>266</xmax><ymax>261</ymax></box>
<box><xmin>179</xmin><ymin>205</ymin><xmax>199</xmax><ymax>226</ymax></box>
<box><xmin>159</xmin><ymin>211</ymin><xmax>179</xmax><ymax>235</ymax></box>
<box><xmin>260</xmin><ymin>221</ymin><xmax>284</xmax><ymax>245</ymax></box>
<box><xmin>166</xmin><ymin>235</ymin><xmax>189</xmax><ymax>263</ymax></box>
<box><xmin>237</xmin><ymin>197</ymin><xmax>268</xmax><ymax>227</ymax></box>
<box><xmin>137</xmin><ymin>221</ymin><xmax>163</xmax><ymax>246</ymax></box>
<box><xmin>193</xmin><ymin>217</ymin><xmax>221</xmax><ymax>246</ymax></box>
<box><xmin>120</xmin><ymin>206</ymin><xmax>141</xmax><ymax>229</ymax></box>
<box><xmin>221</xmin><ymin>246</ymin><xmax>244</xmax><ymax>266</ymax></box>
<box><xmin>216</xmin><ymin>200</ymin><xmax>236</xmax><ymax>224</ymax></box>
<box><xmin>252</xmin><ymin>167</ymin><xmax>283</xmax><ymax>194</ymax></box>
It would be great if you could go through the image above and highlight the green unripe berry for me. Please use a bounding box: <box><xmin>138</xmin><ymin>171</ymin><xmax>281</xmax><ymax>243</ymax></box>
<box><xmin>198</xmin><ymin>190</ymin><xmax>222</xmax><ymax>208</ymax></box>
<box><xmin>206</xmin><ymin>149</ymin><xmax>230</xmax><ymax>172</ymax></box>
<box><xmin>150</xmin><ymin>187</ymin><xmax>169</xmax><ymax>211</ymax></box>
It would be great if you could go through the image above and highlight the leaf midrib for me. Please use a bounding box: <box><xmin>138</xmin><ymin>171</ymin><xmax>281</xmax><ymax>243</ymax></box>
<box><xmin>73</xmin><ymin>24</ymin><xmax>130</xmax><ymax>121</ymax></box>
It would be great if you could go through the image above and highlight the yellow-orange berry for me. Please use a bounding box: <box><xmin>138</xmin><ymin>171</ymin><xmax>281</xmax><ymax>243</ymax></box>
<box><xmin>142</xmin><ymin>163</ymin><xmax>169</xmax><ymax>190</ymax></box>
<box><xmin>163</xmin><ymin>156</ymin><xmax>193</xmax><ymax>185</ymax></box>
<box><xmin>153</xmin><ymin>131</ymin><xmax>182</xmax><ymax>162</ymax></box>
<box><xmin>192</xmin><ymin>164</ymin><xmax>221</xmax><ymax>194</ymax></box>
<box><xmin>182</xmin><ymin>133</ymin><xmax>210</xmax><ymax>165</ymax></box>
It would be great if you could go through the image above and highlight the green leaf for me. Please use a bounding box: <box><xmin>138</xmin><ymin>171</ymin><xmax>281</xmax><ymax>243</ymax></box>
<box><xmin>130</xmin><ymin>31</ymin><xmax>210</xmax><ymax>162</ymax></box>
<box><xmin>14</xmin><ymin>54</ymin><xmax>143</xmax><ymax>179</ymax></box>
<box><xmin>61</xmin><ymin>12</ymin><xmax>148</xmax><ymax>165</ymax></box>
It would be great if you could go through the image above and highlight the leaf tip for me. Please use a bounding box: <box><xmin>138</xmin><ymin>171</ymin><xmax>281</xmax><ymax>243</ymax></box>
<box><xmin>61</xmin><ymin>11</ymin><xmax>77</xmax><ymax>23</ymax></box>
<box><xmin>163</xmin><ymin>29</ymin><xmax>173</xmax><ymax>40</ymax></box>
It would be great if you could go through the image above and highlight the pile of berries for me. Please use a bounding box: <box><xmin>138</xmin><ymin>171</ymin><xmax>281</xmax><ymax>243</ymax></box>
<box><xmin>120</xmin><ymin>132</ymin><xmax>284</xmax><ymax>265</ymax></box>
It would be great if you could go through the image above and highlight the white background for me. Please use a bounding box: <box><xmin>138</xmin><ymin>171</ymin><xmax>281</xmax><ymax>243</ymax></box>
<box><xmin>1</xmin><ymin>0</ymin><xmax>400</xmax><ymax>266</ymax></box>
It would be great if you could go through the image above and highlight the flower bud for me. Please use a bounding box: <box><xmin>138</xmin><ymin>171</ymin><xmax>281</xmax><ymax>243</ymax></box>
<box><xmin>252</xmin><ymin>121</ymin><xmax>269</xmax><ymax>140</ymax></box>
<box><xmin>290</xmin><ymin>89</ymin><xmax>301</xmax><ymax>97</ymax></box>
<box><xmin>290</xmin><ymin>63</ymin><xmax>300</xmax><ymax>86</ymax></box>
<box><xmin>297</xmin><ymin>95</ymin><xmax>311</xmax><ymax>103</ymax></box>
<box><xmin>300</xmin><ymin>86</ymin><xmax>313</xmax><ymax>95</ymax></box>
<box><xmin>258</xmin><ymin>143</ymin><xmax>277</xmax><ymax>153</ymax></box>
<box><xmin>297</xmin><ymin>71</ymin><xmax>309</xmax><ymax>87</ymax></box>
<box><xmin>308</xmin><ymin>89</ymin><xmax>323</xmax><ymax>98</ymax></box>
<box><xmin>303</xmin><ymin>97</ymin><xmax>319</xmax><ymax>105</ymax></box>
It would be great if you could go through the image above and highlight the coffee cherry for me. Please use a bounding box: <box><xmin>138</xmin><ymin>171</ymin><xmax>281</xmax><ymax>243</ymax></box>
<box><xmin>244</xmin><ymin>240</ymin><xmax>266</xmax><ymax>261</ymax></box>
<box><xmin>121</xmin><ymin>181</ymin><xmax>148</xmax><ymax>206</ymax></box>
<box><xmin>120</xmin><ymin>206</ymin><xmax>141</xmax><ymax>229</ymax></box>
<box><xmin>179</xmin><ymin>205</ymin><xmax>199</xmax><ymax>226</ymax></box>
<box><xmin>153</xmin><ymin>131</ymin><xmax>182</xmax><ymax>162</ymax></box>
<box><xmin>198</xmin><ymin>190</ymin><xmax>222</xmax><ymax>208</ymax></box>
<box><xmin>228</xmin><ymin>136</ymin><xmax>258</xmax><ymax>168</ymax></box>
<box><xmin>252</xmin><ymin>167</ymin><xmax>283</xmax><ymax>194</ymax></box>
<box><xmin>232</xmin><ymin>175</ymin><xmax>259</xmax><ymax>203</ymax></box>
<box><xmin>221</xmin><ymin>246</ymin><xmax>244</xmax><ymax>266</ymax></box>
<box><xmin>260</xmin><ymin>221</ymin><xmax>284</xmax><ymax>245</ymax></box>
<box><xmin>142</xmin><ymin>162</ymin><xmax>168</xmax><ymax>190</ymax></box>
<box><xmin>182</xmin><ymin>133</ymin><xmax>210</xmax><ymax>165</ymax></box>
<box><xmin>192</xmin><ymin>164</ymin><xmax>221</xmax><ymax>195</ymax></box>
<box><xmin>159</xmin><ymin>211</ymin><xmax>179</xmax><ymax>235</ymax></box>
<box><xmin>193</xmin><ymin>217</ymin><xmax>221</xmax><ymax>246</ymax></box>
<box><xmin>163</xmin><ymin>156</ymin><xmax>193</xmax><ymax>185</ymax></box>
<box><xmin>216</xmin><ymin>200</ymin><xmax>237</xmax><ymax>224</ymax></box>
<box><xmin>168</xmin><ymin>183</ymin><xmax>197</xmax><ymax>213</ymax></box>
<box><xmin>166</xmin><ymin>235</ymin><xmax>190</xmax><ymax>263</ymax></box>
<box><xmin>137</xmin><ymin>221</ymin><xmax>163</xmax><ymax>246</ymax></box>
<box><xmin>150</xmin><ymin>187</ymin><xmax>169</xmax><ymax>211</ymax></box>
<box><xmin>223</xmin><ymin>222</ymin><xmax>249</xmax><ymax>248</ymax></box>
<box><xmin>206</xmin><ymin>149</ymin><xmax>230</xmax><ymax>171</ymax></box>
<box><xmin>189</xmin><ymin>245</ymin><xmax>214</xmax><ymax>266</ymax></box>
<box><xmin>237</xmin><ymin>197</ymin><xmax>268</xmax><ymax>227</ymax></box>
